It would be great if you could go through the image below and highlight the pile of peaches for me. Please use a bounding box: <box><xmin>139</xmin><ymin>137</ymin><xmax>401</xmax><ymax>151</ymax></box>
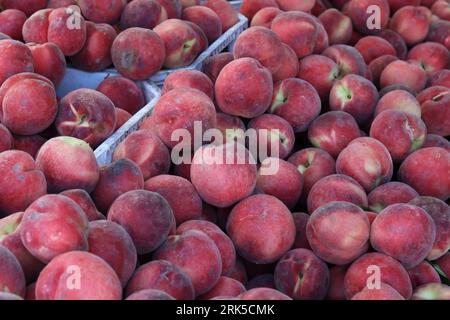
<box><xmin>0</xmin><ymin>0</ymin><xmax>450</xmax><ymax>301</ymax></box>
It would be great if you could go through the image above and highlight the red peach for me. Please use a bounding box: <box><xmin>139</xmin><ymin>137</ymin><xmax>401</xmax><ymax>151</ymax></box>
<box><xmin>0</xmin><ymin>40</ymin><xmax>34</xmax><ymax>86</ymax></box>
<box><xmin>374</xmin><ymin>89</ymin><xmax>422</xmax><ymax>117</ymax></box>
<box><xmin>246</xmin><ymin>274</ymin><xmax>275</xmax><ymax>290</ymax></box>
<box><xmin>126</xmin><ymin>289</ymin><xmax>175</xmax><ymax>300</ymax></box>
<box><xmin>78</xmin><ymin>0</ymin><xmax>126</xmax><ymax>24</ymax></box>
<box><xmin>126</xmin><ymin>259</ymin><xmax>195</xmax><ymax>300</ymax></box>
<box><xmin>47</xmin><ymin>0</ymin><xmax>77</xmax><ymax>8</ymax></box>
<box><xmin>60</xmin><ymin>189</ymin><xmax>105</xmax><ymax>221</ymax></box>
<box><xmin>368</xmin><ymin>182</ymin><xmax>419</xmax><ymax>213</ymax></box>
<box><xmin>162</xmin><ymin>70</ymin><xmax>214</xmax><ymax>99</ymax></box>
<box><xmin>408</xmin><ymin>261</ymin><xmax>441</xmax><ymax>289</ymax></box>
<box><xmin>318</xmin><ymin>8</ymin><xmax>352</xmax><ymax>45</ymax></box>
<box><xmin>351</xmin><ymin>283</ymin><xmax>405</xmax><ymax>300</ymax></box>
<box><xmin>1</xmin><ymin>0</ymin><xmax>47</xmax><ymax>16</ymax></box>
<box><xmin>120</xmin><ymin>0</ymin><xmax>165</xmax><ymax>29</ymax></box>
<box><xmin>326</xmin><ymin>265</ymin><xmax>347</xmax><ymax>300</ymax></box>
<box><xmin>204</xmin><ymin>0</ymin><xmax>239</xmax><ymax>31</ymax></box>
<box><xmin>0</xmin><ymin>150</ymin><xmax>47</xmax><ymax>215</ymax></box>
<box><xmin>343</xmin><ymin>0</ymin><xmax>390</xmax><ymax>34</ymax></box>
<box><xmin>398</xmin><ymin>147</ymin><xmax>450</xmax><ymax>200</ymax></box>
<box><xmin>388</xmin><ymin>0</ymin><xmax>421</xmax><ymax>12</ymax></box>
<box><xmin>0</xmin><ymin>9</ymin><xmax>26</xmax><ymax>41</ymax></box>
<box><xmin>427</xmin><ymin>20</ymin><xmax>450</xmax><ymax>50</ymax></box>
<box><xmin>390</xmin><ymin>6</ymin><xmax>432</xmax><ymax>45</ymax></box>
<box><xmin>312</xmin><ymin>0</ymin><xmax>333</xmax><ymax>15</ymax></box>
<box><xmin>202</xmin><ymin>52</ymin><xmax>233</xmax><ymax>83</ymax></box>
<box><xmin>239</xmin><ymin>288</ymin><xmax>291</xmax><ymax>300</ymax></box>
<box><xmin>423</xmin><ymin>134</ymin><xmax>450</xmax><ymax>150</ymax></box>
<box><xmin>0</xmin><ymin>124</ymin><xmax>13</xmax><ymax>152</ymax></box>
<box><xmin>92</xmin><ymin>159</ymin><xmax>145</xmax><ymax>213</ymax></box>
<box><xmin>292</xmin><ymin>212</ymin><xmax>311</xmax><ymax>250</ymax></box>
<box><xmin>113</xmin><ymin>129</ymin><xmax>170</xmax><ymax>180</ymax></box>
<box><xmin>0</xmin><ymin>246</ymin><xmax>26</xmax><ymax>297</ymax></box>
<box><xmin>354</xmin><ymin>36</ymin><xmax>397</xmax><ymax>64</ymax></box>
<box><xmin>184</xmin><ymin>20</ymin><xmax>208</xmax><ymax>53</ymax></box>
<box><xmin>215</xmin><ymin>112</ymin><xmax>246</xmax><ymax>144</ymax></box>
<box><xmin>198</xmin><ymin>276</ymin><xmax>245</xmax><ymax>300</ymax></box>
<box><xmin>240</xmin><ymin>0</ymin><xmax>279</xmax><ymax>20</ymax></box>
<box><xmin>417</xmin><ymin>86</ymin><xmax>450</xmax><ymax>136</ymax></box>
<box><xmin>226</xmin><ymin>194</ymin><xmax>296</xmax><ymax>264</ymax></box>
<box><xmin>368</xmin><ymin>55</ymin><xmax>398</xmax><ymax>87</ymax></box>
<box><xmin>114</xmin><ymin>108</ymin><xmax>132</xmax><ymax>131</ymax></box>
<box><xmin>408</xmin><ymin>42</ymin><xmax>450</xmax><ymax>76</ymax></box>
<box><xmin>157</xmin><ymin>0</ymin><xmax>182</xmax><ymax>19</ymax></box>
<box><xmin>36</xmin><ymin>136</ymin><xmax>100</xmax><ymax>193</ymax></box>
<box><xmin>429</xmin><ymin>69</ymin><xmax>450</xmax><ymax>88</ymax></box>
<box><xmin>275</xmin><ymin>0</ymin><xmax>315</xmax><ymax>11</ymax></box>
<box><xmin>35</xmin><ymin>251</ymin><xmax>122</xmax><ymax>300</ymax></box>
<box><xmin>224</xmin><ymin>257</ymin><xmax>248</xmax><ymax>285</ymax></box>
<box><xmin>436</xmin><ymin>253</ymin><xmax>450</xmax><ymax>278</ymax></box>
<box><xmin>182</xmin><ymin>6</ymin><xmax>222</xmax><ymax>43</ymax></box>
<box><xmin>250</xmin><ymin>7</ymin><xmax>282</xmax><ymax>28</ymax></box>
<box><xmin>431</xmin><ymin>0</ymin><xmax>450</xmax><ymax>20</ymax></box>
<box><xmin>27</xmin><ymin>42</ymin><xmax>66</xmax><ymax>87</ymax></box>
<box><xmin>322</xmin><ymin>44</ymin><xmax>367</xmax><ymax>78</ymax></box>
<box><xmin>108</xmin><ymin>190</ymin><xmax>174</xmax><ymax>255</ymax></box>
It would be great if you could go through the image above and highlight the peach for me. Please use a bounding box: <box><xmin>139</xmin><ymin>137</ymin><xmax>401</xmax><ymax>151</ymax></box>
<box><xmin>157</xmin><ymin>0</ymin><xmax>182</xmax><ymax>19</ymax></box>
<box><xmin>114</xmin><ymin>109</ymin><xmax>131</xmax><ymax>131</ymax></box>
<box><xmin>378</xmin><ymin>29</ymin><xmax>408</xmax><ymax>60</ymax></box>
<box><xmin>344</xmin><ymin>252</ymin><xmax>412</xmax><ymax>299</ymax></box>
<box><xmin>113</xmin><ymin>129</ymin><xmax>170</xmax><ymax>180</ymax></box>
<box><xmin>270</xmin><ymin>78</ymin><xmax>321</xmax><ymax>133</ymax></box>
<box><xmin>318</xmin><ymin>8</ymin><xmax>352</xmax><ymax>45</ymax></box>
<box><xmin>390</xmin><ymin>6</ymin><xmax>432</xmax><ymax>45</ymax></box>
<box><xmin>20</xmin><ymin>194</ymin><xmax>89</xmax><ymax>263</ymax></box>
<box><xmin>126</xmin><ymin>259</ymin><xmax>195</xmax><ymax>300</ymax></box>
<box><xmin>329</xmin><ymin>74</ymin><xmax>379</xmax><ymax>125</ymax></box>
<box><xmin>35</xmin><ymin>251</ymin><xmax>122</xmax><ymax>300</ymax></box>
<box><xmin>256</xmin><ymin>158</ymin><xmax>303</xmax><ymax>209</ymax></box>
<box><xmin>0</xmin><ymin>150</ymin><xmax>47</xmax><ymax>215</ymax></box>
<box><xmin>436</xmin><ymin>253</ymin><xmax>450</xmax><ymax>278</ymax></box>
<box><xmin>108</xmin><ymin>190</ymin><xmax>174</xmax><ymax>255</ymax></box>
<box><xmin>0</xmin><ymin>124</ymin><xmax>13</xmax><ymax>152</ymax></box>
<box><xmin>215</xmin><ymin>57</ymin><xmax>273</xmax><ymax>118</ymax></box>
<box><xmin>388</xmin><ymin>0</ymin><xmax>421</xmax><ymax>12</ymax></box>
<box><xmin>70</xmin><ymin>22</ymin><xmax>117</xmax><ymax>72</ymax></box>
<box><xmin>215</xmin><ymin>112</ymin><xmax>246</xmax><ymax>144</ymax></box>
<box><xmin>153</xmin><ymin>88</ymin><xmax>216</xmax><ymax>148</ymax></box>
<box><xmin>336</xmin><ymin>137</ymin><xmax>393</xmax><ymax>192</ymax></box>
<box><xmin>427</xmin><ymin>20</ymin><xmax>450</xmax><ymax>50</ymax></box>
<box><xmin>368</xmin><ymin>182</ymin><xmax>419</xmax><ymax>213</ymax></box>
<box><xmin>21</xmin><ymin>8</ymin><xmax>52</xmax><ymax>44</ymax></box>
<box><xmin>430</xmin><ymin>69</ymin><xmax>450</xmax><ymax>88</ymax></box>
<box><xmin>247</xmin><ymin>114</ymin><xmax>295</xmax><ymax>160</ymax></box>
<box><xmin>274</xmin><ymin>248</ymin><xmax>330</xmax><ymax>300</ymax></box>
<box><xmin>431</xmin><ymin>0</ymin><xmax>450</xmax><ymax>20</ymax></box>
<box><xmin>27</xmin><ymin>42</ymin><xmax>66</xmax><ymax>87</ymax></box>
<box><xmin>374</xmin><ymin>89</ymin><xmax>422</xmax><ymax>117</ymax></box>
<box><xmin>307</xmin><ymin>201</ymin><xmax>370</xmax><ymax>265</ymax></box>
<box><xmin>307</xmin><ymin>174</ymin><xmax>368</xmax><ymax>214</ymax></box>
<box><xmin>326</xmin><ymin>265</ymin><xmax>347</xmax><ymax>300</ymax></box>
<box><xmin>78</xmin><ymin>0</ymin><xmax>126</xmax><ymax>24</ymax></box>
<box><xmin>60</xmin><ymin>189</ymin><xmax>105</xmax><ymax>221</ymax></box>
<box><xmin>398</xmin><ymin>147</ymin><xmax>450</xmax><ymax>200</ymax></box>
<box><xmin>47</xmin><ymin>0</ymin><xmax>77</xmax><ymax>8</ymax></box>
<box><xmin>111</xmin><ymin>27</ymin><xmax>165</xmax><ymax>79</ymax></box>
<box><xmin>270</xmin><ymin>11</ymin><xmax>320</xmax><ymax>59</ymax></box>
<box><xmin>191</xmin><ymin>142</ymin><xmax>257</xmax><ymax>208</ymax></box>
<box><xmin>0</xmin><ymin>40</ymin><xmax>34</xmax><ymax>86</ymax></box>
<box><xmin>1</xmin><ymin>0</ymin><xmax>47</xmax><ymax>16</ymax></box>
<box><xmin>423</xmin><ymin>134</ymin><xmax>450</xmax><ymax>151</ymax></box>
<box><xmin>343</xmin><ymin>0</ymin><xmax>390</xmax><ymax>34</ymax></box>
<box><xmin>198</xmin><ymin>276</ymin><xmax>245</xmax><ymax>300</ymax></box>
<box><xmin>246</xmin><ymin>274</ymin><xmax>275</xmax><ymax>290</ymax></box>
<box><xmin>55</xmin><ymin>89</ymin><xmax>116</xmax><ymax>147</ymax></box>
<box><xmin>0</xmin><ymin>212</ymin><xmax>45</xmax><ymax>283</ymax></box>
<box><xmin>87</xmin><ymin>220</ymin><xmax>137</xmax><ymax>287</ymax></box>
<box><xmin>308</xmin><ymin>111</ymin><xmax>361</xmax><ymax>158</ymax></box>
<box><xmin>368</xmin><ymin>55</ymin><xmax>398</xmax><ymax>88</ymax></box>
<box><xmin>162</xmin><ymin>70</ymin><xmax>214</xmax><ymax>99</ymax></box>
<box><xmin>408</xmin><ymin>261</ymin><xmax>441</xmax><ymax>289</ymax></box>
<box><xmin>277</xmin><ymin>0</ymin><xmax>315</xmax><ymax>11</ymax></box>
<box><xmin>292</xmin><ymin>212</ymin><xmax>311</xmax><ymax>250</ymax></box>
<box><xmin>92</xmin><ymin>159</ymin><xmax>144</xmax><ymax>213</ymax></box>
<box><xmin>144</xmin><ymin>175</ymin><xmax>202</xmax><ymax>225</ymax></box>
<box><xmin>121</xmin><ymin>0</ymin><xmax>165</xmax><ymax>29</ymax></box>
<box><xmin>177</xmin><ymin>220</ymin><xmax>236</xmax><ymax>275</ymax></box>
<box><xmin>182</xmin><ymin>6</ymin><xmax>222</xmax><ymax>43</ymax></box>
<box><xmin>297</xmin><ymin>54</ymin><xmax>340</xmax><ymax>101</ymax></box>
<box><xmin>371</xmin><ymin>203</ymin><xmax>436</xmax><ymax>268</ymax></box>
<box><xmin>417</xmin><ymin>86</ymin><xmax>450</xmax><ymax>136</ymax></box>
<box><xmin>412</xmin><ymin>283</ymin><xmax>450</xmax><ymax>300</ymax></box>
<box><xmin>0</xmin><ymin>9</ymin><xmax>26</xmax><ymax>41</ymax></box>
<box><xmin>181</xmin><ymin>0</ymin><xmax>200</xmax><ymax>8</ymax></box>
<box><xmin>408</xmin><ymin>42</ymin><xmax>450</xmax><ymax>76</ymax></box>
<box><xmin>409</xmin><ymin>196</ymin><xmax>450</xmax><ymax>260</ymax></box>
<box><xmin>126</xmin><ymin>289</ymin><xmax>175</xmax><ymax>300</ymax></box>
<box><xmin>204</xmin><ymin>0</ymin><xmax>239</xmax><ymax>31</ymax></box>
<box><xmin>154</xmin><ymin>229</ymin><xmax>222</xmax><ymax>295</ymax></box>
<box><xmin>0</xmin><ymin>246</ymin><xmax>26</xmax><ymax>297</ymax></box>
<box><xmin>202</xmin><ymin>52</ymin><xmax>233</xmax><ymax>83</ymax></box>
<box><xmin>184</xmin><ymin>20</ymin><xmax>209</xmax><ymax>53</ymax></box>
<box><xmin>98</xmin><ymin>77</ymin><xmax>145</xmax><ymax>115</ymax></box>
<box><xmin>312</xmin><ymin>0</ymin><xmax>333</xmax><ymax>15</ymax></box>
<box><xmin>240</xmin><ymin>0</ymin><xmax>279</xmax><ymax>20</ymax></box>
<box><xmin>288</xmin><ymin>148</ymin><xmax>336</xmax><ymax>198</ymax></box>
<box><xmin>322</xmin><ymin>44</ymin><xmax>367</xmax><ymax>78</ymax></box>
<box><xmin>36</xmin><ymin>136</ymin><xmax>100</xmax><ymax>193</ymax></box>
<box><xmin>226</xmin><ymin>194</ymin><xmax>296</xmax><ymax>264</ymax></box>
<box><xmin>354</xmin><ymin>36</ymin><xmax>397</xmax><ymax>64</ymax></box>
<box><xmin>250</xmin><ymin>7</ymin><xmax>282</xmax><ymax>28</ymax></box>
<box><xmin>239</xmin><ymin>288</ymin><xmax>291</xmax><ymax>300</ymax></box>
<box><xmin>351</xmin><ymin>283</ymin><xmax>405</xmax><ymax>300</ymax></box>
<box><xmin>224</xmin><ymin>257</ymin><xmax>248</xmax><ymax>284</ymax></box>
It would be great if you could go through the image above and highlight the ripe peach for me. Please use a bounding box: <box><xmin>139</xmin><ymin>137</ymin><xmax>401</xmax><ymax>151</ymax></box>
<box><xmin>240</xmin><ymin>0</ymin><xmax>279</xmax><ymax>20</ymax></box>
<box><xmin>126</xmin><ymin>289</ymin><xmax>175</xmax><ymax>300</ymax></box>
<box><xmin>184</xmin><ymin>20</ymin><xmax>209</xmax><ymax>53</ymax></box>
<box><xmin>0</xmin><ymin>246</ymin><xmax>26</xmax><ymax>298</ymax></box>
<box><xmin>121</xmin><ymin>0</ymin><xmax>165</xmax><ymax>29</ymax></box>
<box><xmin>427</xmin><ymin>20</ymin><xmax>450</xmax><ymax>50</ymax></box>
<box><xmin>78</xmin><ymin>0</ymin><xmax>126</xmax><ymax>24</ymax></box>
<box><xmin>429</xmin><ymin>69</ymin><xmax>450</xmax><ymax>88</ymax></box>
<box><xmin>374</xmin><ymin>89</ymin><xmax>422</xmax><ymax>117</ymax></box>
<box><xmin>1</xmin><ymin>0</ymin><xmax>47</xmax><ymax>16</ymax></box>
<box><xmin>274</xmin><ymin>248</ymin><xmax>330</xmax><ymax>300</ymax></box>
<box><xmin>239</xmin><ymin>288</ymin><xmax>291</xmax><ymax>300</ymax></box>
<box><xmin>191</xmin><ymin>142</ymin><xmax>257</xmax><ymax>208</ymax></box>
<box><xmin>326</xmin><ymin>265</ymin><xmax>347</xmax><ymax>300</ymax></box>
<box><xmin>322</xmin><ymin>44</ymin><xmax>367</xmax><ymax>78</ymax></box>
<box><xmin>114</xmin><ymin>109</ymin><xmax>131</xmax><ymax>130</ymax></box>
<box><xmin>145</xmin><ymin>175</ymin><xmax>202</xmax><ymax>225</ymax></box>
<box><xmin>92</xmin><ymin>159</ymin><xmax>144</xmax><ymax>213</ymax></box>
<box><xmin>0</xmin><ymin>124</ymin><xmax>13</xmax><ymax>152</ymax></box>
<box><xmin>318</xmin><ymin>8</ymin><xmax>352</xmax><ymax>45</ymax></box>
<box><xmin>70</xmin><ymin>22</ymin><xmax>117</xmax><ymax>72</ymax></box>
<box><xmin>378</xmin><ymin>29</ymin><xmax>408</xmax><ymax>60</ymax></box>
<box><xmin>112</xmin><ymin>129</ymin><xmax>170</xmax><ymax>180</ymax></box>
<box><xmin>354</xmin><ymin>36</ymin><xmax>397</xmax><ymax>64</ymax></box>
<box><xmin>35</xmin><ymin>251</ymin><xmax>122</xmax><ymax>300</ymax></box>
<box><xmin>215</xmin><ymin>57</ymin><xmax>273</xmax><ymax>118</ymax></box>
<box><xmin>368</xmin><ymin>182</ymin><xmax>419</xmax><ymax>213</ymax></box>
<box><xmin>108</xmin><ymin>190</ymin><xmax>174</xmax><ymax>254</ymax></box>
<box><xmin>214</xmin><ymin>112</ymin><xmax>246</xmax><ymax>144</ymax></box>
<box><xmin>371</xmin><ymin>203</ymin><xmax>436</xmax><ymax>268</ymax></box>
<box><xmin>246</xmin><ymin>274</ymin><xmax>275</xmax><ymax>290</ymax></box>
<box><xmin>157</xmin><ymin>0</ymin><xmax>182</xmax><ymax>19</ymax></box>
<box><xmin>0</xmin><ymin>40</ymin><xmax>34</xmax><ymax>86</ymax></box>
<box><xmin>154</xmin><ymin>229</ymin><xmax>222</xmax><ymax>295</ymax></box>
<box><xmin>343</xmin><ymin>0</ymin><xmax>390</xmax><ymax>34</ymax></box>
<box><xmin>0</xmin><ymin>150</ymin><xmax>47</xmax><ymax>215</ymax></box>
<box><xmin>27</xmin><ymin>42</ymin><xmax>66</xmax><ymax>87</ymax></box>
<box><xmin>36</xmin><ymin>136</ymin><xmax>100</xmax><ymax>193</ymax></box>
<box><xmin>198</xmin><ymin>276</ymin><xmax>245</xmax><ymax>300</ymax></box>
<box><xmin>390</xmin><ymin>6</ymin><xmax>432</xmax><ymax>45</ymax></box>
<box><xmin>153</xmin><ymin>88</ymin><xmax>216</xmax><ymax>148</ymax></box>
<box><xmin>336</xmin><ymin>137</ymin><xmax>394</xmax><ymax>192</ymax></box>
<box><xmin>111</xmin><ymin>27</ymin><xmax>165</xmax><ymax>79</ymax></box>
<box><xmin>182</xmin><ymin>6</ymin><xmax>222</xmax><ymax>43</ymax></box>
<box><xmin>204</xmin><ymin>0</ymin><xmax>238</xmax><ymax>31</ymax></box>
<box><xmin>162</xmin><ymin>70</ymin><xmax>214</xmax><ymax>99</ymax></box>
<box><xmin>408</xmin><ymin>42</ymin><xmax>450</xmax><ymax>76</ymax></box>
<box><xmin>126</xmin><ymin>260</ymin><xmax>195</xmax><ymax>300</ymax></box>
<box><xmin>308</xmin><ymin>111</ymin><xmax>361</xmax><ymax>158</ymax></box>
<box><xmin>202</xmin><ymin>52</ymin><xmax>233</xmax><ymax>83</ymax></box>
<box><xmin>270</xmin><ymin>78</ymin><xmax>321</xmax><ymax>132</ymax></box>
<box><xmin>250</xmin><ymin>7</ymin><xmax>282</xmax><ymax>28</ymax></box>
<box><xmin>423</xmin><ymin>134</ymin><xmax>450</xmax><ymax>151</ymax></box>
<box><xmin>47</xmin><ymin>0</ymin><xmax>77</xmax><ymax>8</ymax></box>
<box><xmin>398</xmin><ymin>147</ymin><xmax>450</xmax><ymax>200</ymax></box>
<box><xmin>416</xmin><ymin>86</ymin><xmax>450</xmax><ymax>136</ymax></box>
<box><xmin>60</xmin><ymin>189</ymin><xmax>105</xmax><ymax>221</ymax></box>
<box><xmin>408</xmin><ymin>261</ymin><xmax>441</xmax><ymax>289</ymax></box>
<box><xmin>0</xmin><ymin>9</ymin><xmax>26</xmax><ymax>41</ymax></box>
<box><xmin>20</xmin><ymin>194</ymin><xmax>89</xmax><ymax>263</ymax></box>
<box><xmin>88</xmin><ymin>220</ymin><xmax>137</xmax><ymax>287</ymax></box>
<box><xmin>226</xmin><ymin>194</ymin><xmax>296</xmax><ymax>264</ymax></box>
<box><xmin>292</xmin><ymin>212</ymin><xmax>310</xmax><ymax>250</ymax></box>
<box><xmin>351</xmin><ymin>283</ymin><xmax>405</xmax><ymax>300</ymax></box>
